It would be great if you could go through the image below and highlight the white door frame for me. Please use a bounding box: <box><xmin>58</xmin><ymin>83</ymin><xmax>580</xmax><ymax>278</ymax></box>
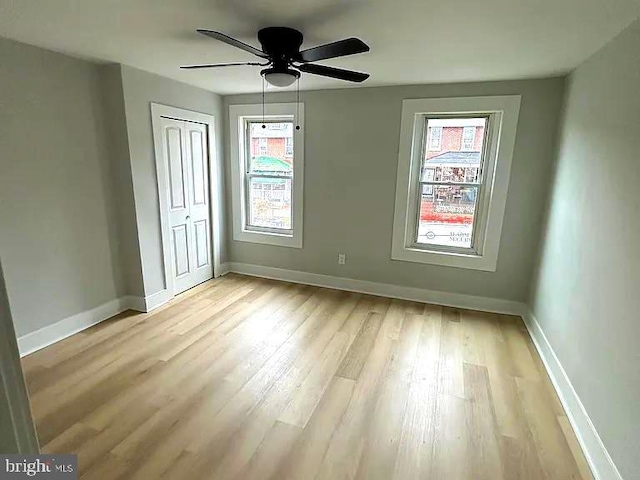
<box><xmin>151</xmin><ymin>103</ymin><xmax>222</xmax><ymax>301</ymax></box>
<box><xmin>0</xmin><ymin>259</ymin><xmax>39</xmax><ymax>454</ymax></box>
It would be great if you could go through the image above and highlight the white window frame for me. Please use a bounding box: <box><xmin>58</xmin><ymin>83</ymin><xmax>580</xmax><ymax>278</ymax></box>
<box><xmin>229</xmin><ymin>103</ymin><xmax>304</xmax><ymax>248</ymax></box>
<box><xmin>392</xmin><ymin>96</ymin><xmax>521</xmax><ymax>271</ymax></box>
<box><xmin>245</xmin><ymin>119</ymin><xmax>293</xmax><ymax>233</ymax></box>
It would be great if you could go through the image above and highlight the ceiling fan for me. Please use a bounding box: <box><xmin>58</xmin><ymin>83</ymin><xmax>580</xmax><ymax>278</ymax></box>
<box><xmin>181</xmin><ymin>27</ymin><xmax>370</xmax><ymax>87</ymax></box>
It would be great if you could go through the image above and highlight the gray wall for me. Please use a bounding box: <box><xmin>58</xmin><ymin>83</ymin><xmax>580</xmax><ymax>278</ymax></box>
<box><xmin>120</xmin><ymin>66</ymin><xmax>226</xmax><ymax>297</ymax></box>
<box><xmin>224</xmin><ymin>78</ymin><xmax>565</xmax><ymax>302</ymax></box>
<box><xmin>0</xmin><ymin>39</ymin><xmax>227</xmax><ymax>337</ymax></box>
<box><xmin>0</xmin><ymin>37</ymin><xmax>122</xmax><ymax>337</ymax></box>
<box><xmin>529</xmin><ymin>19</ymin><xmax>640</xmax><ymax>479</ymax></box>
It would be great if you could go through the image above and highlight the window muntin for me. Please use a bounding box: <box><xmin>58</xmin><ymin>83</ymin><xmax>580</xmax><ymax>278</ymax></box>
<box><xmin>245</xmin><ymin>120</ymin><xmax>294</xmax><ymax>234</ymax></box>
<box><xmin>415</xmin><ymin>116</ymin><xmax>489</xmax><ymax>253</ymax></box>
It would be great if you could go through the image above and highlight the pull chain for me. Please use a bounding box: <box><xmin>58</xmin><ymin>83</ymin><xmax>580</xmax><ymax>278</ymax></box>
<box><xmin>295</xmin><ymin>76</ymin><xmax>301</xmax><ymax>130</ymax></box>
<box><xmin>262</xmin><ymin>75</ymin><xmax>266</xmax><ymax>129</ymax></box>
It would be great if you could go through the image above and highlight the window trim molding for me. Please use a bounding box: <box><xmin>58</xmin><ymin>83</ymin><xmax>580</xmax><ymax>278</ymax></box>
<box><xmin>391</xmin><ymin>95</ymin><xmax>521</xmax><ymax>271</ymax></box>
<box><xmin>229</xmin><ymin>103</ymin><xmax>304</xmax><ymax>249</ymax></box>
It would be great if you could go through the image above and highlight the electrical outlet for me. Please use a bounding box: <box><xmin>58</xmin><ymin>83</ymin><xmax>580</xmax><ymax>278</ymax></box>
<box><xmin>338</xmin><ymin>254</ymin><xmax>346</xmax><ymax>265</ymax></box>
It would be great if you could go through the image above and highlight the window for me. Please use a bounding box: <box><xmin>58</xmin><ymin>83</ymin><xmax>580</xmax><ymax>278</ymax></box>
<box><xmin>392</xmin><ymin>96</ymin><xmax>521</xmax><ymax>271</ymax></box>
<box><xmin>247</xmin><ymin>121</ymin><xmax>292</xmax><ymax>230</ymax></box>
<box><xmin>229</xmin><ymin>103</ymin><xmax>304</xmax><ymax>248</ymax></box>
<box><xmin>428</xmin><ymin>126</ymin><xmax>442</xmax><ymax>150</ymax></box>
<box><xmin>461</xmin><ymin>126</ymin><xmax>475</xmax><ymax>150</ymax></box>
<box><xmin>419</xmin><ymin>118</ymin><xmax>486</xmax><ymax>250</ymax></box>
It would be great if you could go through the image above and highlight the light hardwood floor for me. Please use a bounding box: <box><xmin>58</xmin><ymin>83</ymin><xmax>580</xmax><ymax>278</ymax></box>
<box><xmin>22</xmin><ymin>274</ymin><xmax>592</xmax><ymax>480</ymax></box>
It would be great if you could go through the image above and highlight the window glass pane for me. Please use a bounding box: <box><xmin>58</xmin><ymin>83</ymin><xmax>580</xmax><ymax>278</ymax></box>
<box><xmin>425</xmin><ymin>118</ymin><xmax>486</xmax><ymax>173</ymax></box>
<box><xmin>248</xmin><ymin>177</ymin><xmax>292</xmax><ymax>230</ymax></box>
<box><xmin>417</xmin><ymin>185</ymin><xmax>477</xmax><ymax>248</ymax></box>
<box><xmin>249</xmin><ymin>122</ymin><xmax>293</xmax><ymax>176</ymax></box>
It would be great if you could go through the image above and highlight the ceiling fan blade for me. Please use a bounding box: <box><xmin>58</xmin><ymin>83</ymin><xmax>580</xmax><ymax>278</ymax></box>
<box><xmin>181</xmin><ymin>62</ymin><xmax>266</xmax><ymax>70</ymax></box>
<box><xmin>197</xmin><ymin>29</ymin><xmax>268</xmax><ymax>58</ymax></box>
<box><xmin>296</xmin><ymin>38</ymin><xmax>369</xmax><ymax>63</ymax></box>
<box><xmin>298</xmin><ymin>63</ymin><xmax>369</xmax><ymax>82</ymax></box>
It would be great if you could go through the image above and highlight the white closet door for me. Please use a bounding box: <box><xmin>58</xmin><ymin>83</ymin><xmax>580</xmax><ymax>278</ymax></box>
<box><xmin>160</xmin><ymin>117</ymin><xmax>212</xmax><ymax>295</ymax></box>
<box><xmin>183</xmin><ymin>121</ymin><xmax>212</xmax><ymax>289</ymax></box>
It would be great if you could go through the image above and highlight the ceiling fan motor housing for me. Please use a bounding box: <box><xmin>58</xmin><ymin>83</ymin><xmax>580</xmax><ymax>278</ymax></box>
<box><xmin>258</xmin><ymin>27</ymin><xmax>304</xmax><ymax>60</ymax></box>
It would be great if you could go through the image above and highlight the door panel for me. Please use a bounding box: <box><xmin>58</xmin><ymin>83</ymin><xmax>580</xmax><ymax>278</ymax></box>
<box><xmin>185</xmin><ymin>122</ymin><xmax>212</xmax><ymax>283</ymax></box>
<box><xmin>160</xmin><ymin>117</ymin><xmax>213</xmax><ymax>296</ymax></box>
<box><xmin>166</xmin><ymin>127</ymin><xmax>186</xmax><ymax>209</ymax></box>
<box><xmin>194</xmin><ymin>219</ymin><xmax>209</xmax><ymax>268</ymax></box>
<box><xmin>189</xmin><ymin>129</ymin><xmax>207</xmax><ymax>206</ymax></box>
<box><xmin>172</xmin><ymin>224</ymin><xmax>190</xmax><ymax>276</ymax></box>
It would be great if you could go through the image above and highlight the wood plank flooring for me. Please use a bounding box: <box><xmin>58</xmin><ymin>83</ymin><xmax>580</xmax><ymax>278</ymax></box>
<box><xmin>21</xmin><ymin>274</ymin><xmax>593</xmax><ymax>480</ymax></box>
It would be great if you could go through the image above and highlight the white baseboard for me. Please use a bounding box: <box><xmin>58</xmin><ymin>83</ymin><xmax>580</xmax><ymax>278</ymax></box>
<box><xmin>522</xmin><ymin>307</ymin><xmax>623</xmax><ymax>480</ymax></box>
<box><xmin>142</xmin><ymin>289</ymin><xmax>170</xmax><ymax>312</ymax></box>
<box><xmin>219</xmin><ymin>262</ymin><xmax>231</xmax><ymax>276</ymax></box>
<box><xmin>17</xmin><ymin>290</ymin><xmax>173</xmax><ymax>357</ymax></box>
<box><xmin>126</xmin><ymin>290</ymin><xmax>170</xmax><ymax>314</ymax></box>
<box><xmin>18</xmin><ymin>298</ymin><xmax>130</xmax><ymax>357</ymax></box>
<box><xmin>123</xmin><ymin>295</ymin><xmax>146</xmax><ymax>313</ymax></box>
<box><xmin>225</xmin><ymin>262</ymin><xmax>523</xmax><ymax>316</ymax></box>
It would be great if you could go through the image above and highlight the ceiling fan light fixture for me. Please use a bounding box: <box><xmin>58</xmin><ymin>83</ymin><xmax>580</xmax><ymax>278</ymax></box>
<box><xmin>261</xmin><ymin>67</ymin><xmax>300</xmax><ymax>87</ymax></box>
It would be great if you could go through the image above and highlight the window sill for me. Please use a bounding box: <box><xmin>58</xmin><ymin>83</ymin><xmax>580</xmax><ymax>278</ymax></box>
<box><xmin>391</xmin><ymin>246</ymin><xmax>497</xmax><ymax>271</ymax></box>
<box><xmin>234</xmin><ymin>228</ymin><xmax>302</xmax><ymax>249</ymax></box>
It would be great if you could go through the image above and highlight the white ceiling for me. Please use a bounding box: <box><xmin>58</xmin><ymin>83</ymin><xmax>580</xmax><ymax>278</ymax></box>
<box><xmin>1</xmin><ymin>0</ymin><xmax>639</xmax><ymax>95</ymax></box>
